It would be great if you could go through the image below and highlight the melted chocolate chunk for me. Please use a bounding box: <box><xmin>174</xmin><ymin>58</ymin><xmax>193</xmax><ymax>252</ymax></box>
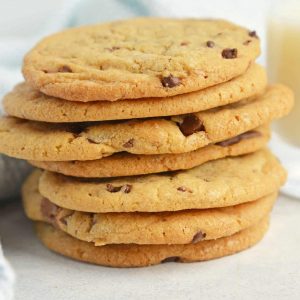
<box><xmin>216</xmin><ymin>130</ymin><xmax>262</xmax><ymax>147</ymax></box>
<box><xmin>106</xmin><ymin>184</ymin><xmax>122</xmax><ymax>193</ymax></box>
<box><xmin>177</xmin><ymin>186</ymin><xmax>192</xmax><ymax>193</ymax></box>
<box><xmin>87</xmin><ymin>138</ymin><xmax>99</xmax><ymax>144</ymax></box>
<box><xmin>123</xmin><ymin>139</ymin><xmax>134</xmax><ymax>148</ymax></box>
<box><xmin>106</xmin><ymin>184</ymin><xmax>132</xmax><ymax>193</ymax></box>
<box><xmin>59</xmin><ymin>216</ymin><xmax>68</xmax><ymax>225</ymax></box>
<box><xmin>180</xmin><ymin>41</ymin><xmax>189</xmax><ymax>46</ymax></box>
<box><xmin>191</xmin><ymin>231</ymin><xmax>207</xmax><ymax>243</ymax></box>
<box><xmin>249</xmin><ymin>31</ymin><xmax>258</xmax><ymax>38</ymax></box>
<box><xmin>206</xmin><ymin>40</ymin><xmax>215</xmax><ymax>48</ymax></box>
<box><xmin>58</xmin><ymin>65</ymin><xmax>72</xmax><ymax>73</ymax></box>
<box><xmin>122</xmin><ymin>184</ymin><xmax>132</xmax><ymax>194</ymax></box>
<box><xmin>41</xmin><ymin>198</ymin><xmax>58</xmax><ymax>224</ymax></box>
<box><xmin>58</xmin><ymin>211</ymin><xmax>74</xmax><ymax>226</ymax></box>
<box><xmin>179</xmin><ymin>114</ymin><xmax>205</xmax><ymax>136</ymax></box>
<box><xmin>66</xmin><ymin>123</ymin><xmax>88</xmax><ymax>136</ymax></box>
<box><xmin>161</xmin><ymin>75</ymin><xmax>181</xmax><ymax>88</ymax></box>
<box><xmin>161</xmin><ymin>256</ymin><xmax>180</xmax><ymax>263</ymax></box>
<box><xmin>222</xmin><ymin>48</ymin><xmax>238</xmax><ymax>59</ymax></box>
<box><xmin>243</xmin><ymin>40</ymin><xmax>252</xmax><ymax>45</ymax></box>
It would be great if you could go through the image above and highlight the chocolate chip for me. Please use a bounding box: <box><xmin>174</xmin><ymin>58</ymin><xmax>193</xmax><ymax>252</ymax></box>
<box><xmin>106</xmin><ymin>184</ymin><xmax>122</xmax><ymax>193</ymax></box>
<box><xmin>206</xmin><ymin>40</ymin><xmax>215</xmax><ymax>48</ymax></box>
<box><xmin>59</xmin><ymin>216</ymin><xmax>68</xmax><ymax>225</ymax></box>
<box><xmin>243</xmin><ymin>40</ymin><xmax>252</xmax><ymax>45</ymax></box>
<box><xmin>106</xmin><ymin>46</ymin><xmax>121</xmax><ymax>52</ymax></box>
<box><xmin>123</xmin><ymin>138</ymin><xmax>134</xmax><ymax>148</ymax></box>
<box><xmin>58</xmin><ymin>65</ymin><xmax>72</xmax><ymax>73</ymax></box>
<box><xmin>92</xmin><ymin>215</ymin><xmax>98</xmax><ymax>226</ymax></box>
<box><xmin>240</xmin><ymin>130</ymin><xmax>262</xmax><ymax>139</ymax></box>
<box><xmin>179</xmin><ymin>114</ymin><xmax>205</xmax><ymax>136</ymax></box>
<box><xmin>41</xmin><ymin>198</ymin><xmax>58</xmax><ymax>224</ymax></box>
<box><xmin>66</xmin><ymin>123</ymin><xmax>88</xmax><ymax>136</ymax></box>
<box><xmin>106</xmin><ymin>184</ymin><xmax>132</xmax><ymax>193</ymax></box>
<box><xmin>58</xmin><ymin>212</ymin><xmax>74</xmax><ymax>226</ymax></box>
<box><xmin>222</xmin><ymin>48</ymin><xmax>238</xmax><ymax>59</ymax></box>
<box><xmin>216</xmin><ymin>130</ymin><xmax>262</xmax><ymax>147</ymax></box>
<box><xmin>217</xmin><ymin>136</ymin><xmax>240</xmax><ymax>147</ymax></box>
<box><xmin>121</xmin><ymin>184</ymin><xmax>132</xmax><ymax>194</ymax></box>
<box><xmin>249</xmin><ymin>31</ymin><xmax>258</xmax><ymax>38</ymax></box>
<box><xmin>177</xmin><ymin>186</ymin><xmax>192</xmax><ymax>193</ymax></box>
<box><xmin>161</xmin><ymin>256</ymin><xmax>180</xmax><ymax>263</ymax></box>
<box><xmin>191</xmin><ymin>231</ymin><xmax>207</xmax><ymax>244</ymax></box>
<box><xmin>180</xmin><ymin>41</ymin><xmax>189</xmax><ymax>46</ymax></box>
<box><xmin>161</xmin><ymin>75</ymin><xmax>181</xmax><ymax>88</ymax></box>
<box><xmin>87</xmin><ymin>138</ymin><xmax>99</xmax><ymax>144</ymax></box>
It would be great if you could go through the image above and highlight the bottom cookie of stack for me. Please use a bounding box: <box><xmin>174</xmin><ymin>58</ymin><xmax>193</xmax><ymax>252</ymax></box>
<box><xmin>35</xmin><ymin>217</ymin><xmax>269</xmax><ymax>268</ymax></box>
<box><xmin>22</xmin><ymin>149</ymin><xmax>286</xmax><ymax>267</ymax></box>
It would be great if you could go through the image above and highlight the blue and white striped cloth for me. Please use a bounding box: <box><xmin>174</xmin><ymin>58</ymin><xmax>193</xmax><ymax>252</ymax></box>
<box><xmin>0</xmin><ymin>245</ymin><xmax>14</xmax><ymax>300</ymax></box>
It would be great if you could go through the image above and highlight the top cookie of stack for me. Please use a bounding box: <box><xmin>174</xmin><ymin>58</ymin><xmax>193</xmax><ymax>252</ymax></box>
<box><xmin>21</xmin><ymin>18</ymin><xmax>261</xmax><ymax>102</ymax></box>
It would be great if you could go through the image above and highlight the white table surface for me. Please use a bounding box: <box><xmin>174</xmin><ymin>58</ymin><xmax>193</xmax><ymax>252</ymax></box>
<box><xmin>0</xmin><ymin>194</ymin><xmax>300</xmax><ymax>300</ymax></box>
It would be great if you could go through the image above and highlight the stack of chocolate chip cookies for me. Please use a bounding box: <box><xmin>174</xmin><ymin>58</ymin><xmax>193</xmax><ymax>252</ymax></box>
<box><xmin>0</xmin><ymin>18</ymin><xmax>294</xmax><ymax>267</ymax></box>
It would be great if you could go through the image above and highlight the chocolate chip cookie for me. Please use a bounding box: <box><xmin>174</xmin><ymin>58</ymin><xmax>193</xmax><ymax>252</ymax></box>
<box><xmin>35</xmin><ymin>217</ymin><xmax>269</xmax><ymax>267</ymax></box>
<box><xmin>23</xmin><ymin>169</ymin><xmax>276</xmax><ymax>245</ymax></box>
<box><xmin>0</xmin><ymin>85</ymin><xmax>293</xmax><ymax>161</ymax></box>
<box><xmin>37</xmin><ymin>150</ymin><xmax>286</xmax><ymax>212</ymax></box>
<box><xmin>22</xmin><ymin>18</ymin><xmax>260</xmax><ymax>101</ymax></box>
<box><xmin>5</xmin><ymin>64</ymin><xmax>266</xmax><ymax>122</ymax></box>
<box><xmin>30</xmin><ymin>126</ymin><xmax>270</xmax><ymax>177</ymax></box>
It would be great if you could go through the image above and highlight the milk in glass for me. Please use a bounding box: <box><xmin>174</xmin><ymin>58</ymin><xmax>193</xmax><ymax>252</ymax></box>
<box><xmin>268</xmin><ymin>0</ymin><xmax>300</xmax><ymax>146</ymax></box>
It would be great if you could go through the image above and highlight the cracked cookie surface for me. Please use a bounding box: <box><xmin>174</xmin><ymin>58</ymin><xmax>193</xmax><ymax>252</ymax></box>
<box><xmin>22</xmin><ymin>18</ymin><xmax>260</xmax><ymax>101</ymax></box>
<box><xmin>38</xmin><ymin>150</ymin><xmax>286</xmax><ymax>212</ymax></box>
<box><xmin>23</xmin><ymin>170</ymin><xmax>276</xmax><ymax>245</ymax></box>
<box><xmin>0</xmin><ymin>85</ymin><xmax>293</xmax><ymax>161</ymax></box>
<box><xmin>5</xmin><ymin>64</ymin><xmax>266</xmax><ymax>122</ymax></box>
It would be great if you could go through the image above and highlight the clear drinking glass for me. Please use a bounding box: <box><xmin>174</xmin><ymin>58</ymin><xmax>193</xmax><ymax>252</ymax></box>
<box><xmin>267</xmin><ymin>0</ymin><xmax>300</xmax><ymax>198</ymax></box>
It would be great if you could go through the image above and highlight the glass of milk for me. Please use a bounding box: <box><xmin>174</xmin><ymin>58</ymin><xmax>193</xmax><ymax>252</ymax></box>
<box><xmin>267</xmin><ymin>0</ymin><xmax>300</xmax><ymax>198</ymax></box>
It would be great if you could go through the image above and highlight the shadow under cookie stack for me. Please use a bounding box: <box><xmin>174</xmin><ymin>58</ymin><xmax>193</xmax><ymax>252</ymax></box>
<box><xmin>0</xmin><ymin>18</ymin><xmax>293</xmax><ymax>267</ymax></box>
